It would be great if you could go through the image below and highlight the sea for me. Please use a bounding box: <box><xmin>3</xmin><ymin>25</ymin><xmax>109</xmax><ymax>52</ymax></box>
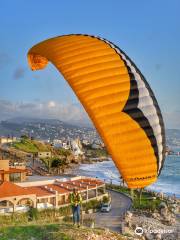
<box><xmin>72</xmin><ymin>154</ymin><xmax>180</xmax><ymax>198</ymax></box>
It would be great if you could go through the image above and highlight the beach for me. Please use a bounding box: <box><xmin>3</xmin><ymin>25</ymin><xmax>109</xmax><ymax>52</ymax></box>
<box><xmin>71</xmin><ymin>155</ymin><xmax>180</xmax><ymax>198</ymax></box>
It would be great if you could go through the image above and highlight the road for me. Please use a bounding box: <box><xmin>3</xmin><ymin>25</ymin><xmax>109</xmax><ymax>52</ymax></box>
<box><xmin>84</xmin><ymin>190</ymin><xmax>132</xmax><ymax>232</ymax></box>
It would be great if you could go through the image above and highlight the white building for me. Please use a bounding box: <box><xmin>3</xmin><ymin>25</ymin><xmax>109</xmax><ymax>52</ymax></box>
<box><xmin>0</xmin><ymin>136</ymin><xmax>17</xmax><ymax>144</ymax></box>
<box><xmin>71</xmin><ymin>138</ymin><xmax>83</xmax><ymax>156</ymax></box>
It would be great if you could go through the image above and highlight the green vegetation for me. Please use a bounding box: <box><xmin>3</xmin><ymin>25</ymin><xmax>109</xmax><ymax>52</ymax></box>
<box><xmin>0</xmin><ymin>223</ymin><xmax>124</xmax><ymax>240</ymax></box>
<box><xmin>12</xmin><ymin>138</ymin><xmax>73</xmax><ymax>174</ymax></box>
<box><xmin>57</xmin><ymin>148</ymin><xmax>71</xmax><ymax>157</ymax></box>
<box><xmin>106</xmin><ymin>184</ymin><xmax>130</xmax><ymax>195</ymax></box>
<box><xmin>133</xmin><ymin>197</ymin><xmax>161</xmax><ymax>211</ymax></box>
<box><xmin>12</xmin><ymin>137</ymin><xmax>108</xmax><ymax>169</ymax></box>
<box><xmin>13</xmin><ymin>138</ymin><xmax>38</xmax><ymax>153</ymax></box>
<box><xmin>85</xmin><ymin>147</ymin><xmax>108</xmax><ymax>158</ymax></box>
<box><xmin>102</xmin><ymin>195</ymin><xmax>110</xmax><ymax>203</ymax></box>
<box><xmin>0</xmin><ymin>199</ymin><xmax>102</xmax><ymax>227</ymax></box>
<box><xmin>42</xmin><ymin>157</ymin><xmax>68</xmax><ymax>173</ymax></box>
<box><xmin>51</xmin><ymin>158</ymin><xmax>67</xmax><ymax>168</ymax></box>
<box><xmin>0</xmin><ymin>224</ymin><xmax>73</xmax><ymax>240</ymax></box>
<box><xmin>107</xmin><ymin>183</ymin><xmax>162</xmax><ymax>211</ymax></box>
<box><xmin>82</xmin><ymin>199</ymin><xmax>101</xmax><ymax>213</ymax></box>
<box><xmin>12</xmin><ymin>138</ymin><xmax>50</xmax><ymax>153</ymax></box>
<box><xmin>0</xmin><ymin>198</ymin><xmax>122</xmax><ymax>240</ymax></box>
<box><xmin>28</xmin><ymin>207</ymin><xmax>38</xmax><ymax>221</ymax></box>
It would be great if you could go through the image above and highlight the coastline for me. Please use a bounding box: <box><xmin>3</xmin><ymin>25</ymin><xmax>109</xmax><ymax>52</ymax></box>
<box><xmin>68</xmin><ymin>158</ymin><xmax>180</xmax><ymax>199</ymax></box>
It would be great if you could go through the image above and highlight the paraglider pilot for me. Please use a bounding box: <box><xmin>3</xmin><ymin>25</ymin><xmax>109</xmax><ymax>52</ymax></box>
<box><xmin>70</xmin><ymin>188</ymin><xmax>82</xmax><ymax>227</ymax></box>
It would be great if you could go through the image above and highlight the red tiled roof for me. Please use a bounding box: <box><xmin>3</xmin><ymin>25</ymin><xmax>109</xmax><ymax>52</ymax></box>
<box><xmin>0</xmin><ymin>181</ymin><xmax>31</xmax><ymax>198</ymax></box>
<box><xmin>0</xmin><ymin>178</ymin><xmax>105</xmax><ymax>199</ymax></box>
<box><xmin>61</xmin><ymin>182</ymin><xmax>85</xmax><ymax>191</ymax></box>
<box><xmin>76</xmin><ymin>178</ymin><xmax>104</xmax><ymax>185</ymax></box>
<box><xmin>47</xmin><ymin>184</ymin><xmax>70</xmax><ymax>194</ymax></box>
<box><xmin>55</xmin><ymin>178</ymin><xmax>104</xmax><ymax>192</ymax></box>
<box><xmin>25</xmin><ymin>186</ymin><xmax>54</xmax><ymax>197</ymax></box>
<box><xmin>64</xmin><ymin>178</ymin><xmax>104</xmax><ymax>189</ymax></box>
<box><xmin>0</xmin><ymin>168</ymin><xmax>28</xmax><ymax>174</ymax></box>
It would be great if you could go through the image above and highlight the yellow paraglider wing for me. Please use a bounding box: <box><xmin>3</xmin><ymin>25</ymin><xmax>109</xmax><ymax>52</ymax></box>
<box><xmin>27</xmin><ymin>34</ymin><xmax>165</xmax><ymax>188</ymax></box>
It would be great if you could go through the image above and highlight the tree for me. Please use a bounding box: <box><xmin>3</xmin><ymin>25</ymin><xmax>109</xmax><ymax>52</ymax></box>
<box><xmin>21</xmin><ymin>135</ymin><xmax>29</xmax><ymax>140</ymax></box>
<box><xmin>51</xmin><ymin>158</ymin><xmax>66</xmax><ymax>174</ymax></box>
<box><xmin>57</xmin><ymin>148</ymin><xmax>71</xmax><ymax>157</ymax></box>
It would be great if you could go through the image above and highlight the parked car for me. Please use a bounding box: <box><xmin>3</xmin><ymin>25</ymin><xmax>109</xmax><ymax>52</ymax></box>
<box><xmin>15</xmin><ymin>205</ymin><xmax>29</xmax><ymax>212</ymax></box>
<box><xmin>37</xmin><ymin>202</ymin><xmax>53</xmax><ymax>210</ymax></box>
<box><xmin>101</xmin><ymin>202</ymin><xmax>111</xmax><ymax>212</ymax></box>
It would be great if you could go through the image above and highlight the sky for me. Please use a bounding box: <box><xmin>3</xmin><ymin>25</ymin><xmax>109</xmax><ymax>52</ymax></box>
<box><xmin>0</xmin><ymin>0</ymin><xmax>179</xmax><ymax>128</ymax></box>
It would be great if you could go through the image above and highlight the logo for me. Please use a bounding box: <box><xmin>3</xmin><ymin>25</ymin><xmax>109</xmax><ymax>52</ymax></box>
<box><xmin>135</xmin><ymin>227</ymin><xmax>143</xmax><ymax>236</ymax></box>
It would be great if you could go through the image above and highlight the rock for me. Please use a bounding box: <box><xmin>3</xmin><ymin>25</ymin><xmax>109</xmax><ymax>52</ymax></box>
<box><xmin>124</xmin><ymin>226</ymin><xmax>131</xmax><ymax>234</ymax></box>
<box><xmin>160</xmin><ymin>207</ymin><xmax>168</xmax><ymax>217</ymax></box>
<box><xmin>170</xmin><ymin>217</ymin><xmax>176</xmax><ymax>224</ymax></box>
<box><xmin>155</xmin><ymin>233</ymin><xmax>161</xmax><ymax>240</ymax></box>
<box><xmin>164</xmin><ymin>214</ymin><xmax>171</xmax><ymax>222</ymax></box>
<box><xmin>132</xmin><ymin>223</ymin><xmax>137</xmax><ymax>229</ymax></box>
<box><xmin>152</xmin><ymin>212</ymin><xmax>160</xmax><ymax>219</ymax></box>
<box><xmin>126</xmin><ymin>211</ymin><xmax>133</xmax><ymax>218</ymax></box>
<box><xmin>145</xmin><ymin>232</ymin><xmax>154</xmax><ymax>240</ymax></box>
<box><xmin>125</xmin><ymin>211</ymin><xmax>133</xmax><ymax>227</ymax></box>
<box><xmin>159</xmin><ymin>191</ymin><xmax>164</xmax><ymax>200</ymax></box>
<box><xmin>159</xmin><ymin>202</ymin><xmax>167</xmax><ymax>209</ymax></box>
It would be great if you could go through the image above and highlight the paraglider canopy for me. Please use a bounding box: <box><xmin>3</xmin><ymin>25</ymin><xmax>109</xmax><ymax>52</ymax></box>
<box><xmin>28</xmin><ymin>54</ymin><xmax>48</xmax><ymax>71</ymax></box>
<box><xmin>27</xmin><ymin>34</ymin><xmax>166</xmax><ymax>188</ymax></box>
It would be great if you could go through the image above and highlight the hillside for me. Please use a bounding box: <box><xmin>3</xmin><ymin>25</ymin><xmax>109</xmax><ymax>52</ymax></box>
<box><xmin>12</xmin><ymin>138</ymin><xmax>51</xmax><ymax>153</ymax></box>
<box><xmin>0</xmin><ymin>117</ymin><xmax>98</xmax><ymax>142</ymax></box>
<box><xmin>0</xmin><ymin>223</ymin><xmax>125</xmax><ymax>240</ymax></box>
<box><xmin>1</xmin><ymin>118</ymin><xmax>180</xmax><ymax>148</ymax></box>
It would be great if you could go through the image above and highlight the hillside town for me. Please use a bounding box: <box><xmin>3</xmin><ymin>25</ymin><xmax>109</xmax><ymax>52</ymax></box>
<box><xmin>0</xmin><ymin>126</ymin><xmax>179</xmax><ymax>240</ymax></box>
<box><xmin>0</xmin><ymin>132</ymin><xmax>109</xmax><ymax>215</ymax></box>
<box><xmin>0</xmin><ymin>120</ymin><xmax>179</xmax><ymax>240</ymax></box>
<box><xmin>0</xmin><ymin>119</ymin><xmax>100</xmax><ymax>143</ymax></box>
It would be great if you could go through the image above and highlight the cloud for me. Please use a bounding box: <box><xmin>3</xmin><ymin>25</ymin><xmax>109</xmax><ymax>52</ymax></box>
<box><xmin>0</xmin><ymin>99</ymin><xmax>91</xmax><ymax>126</ymax></box>
<box><xmin>1</xmin><ymin>99</ymin><xmax>179</xmax><ymax>129</ymax></box>
<box><xmin>13</xmin><ymin>67</ymin><xmax>26</xmax><ymax>79</ymax></box>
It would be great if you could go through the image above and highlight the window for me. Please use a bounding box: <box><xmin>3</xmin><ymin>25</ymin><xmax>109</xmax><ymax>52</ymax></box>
<box><xmin>9</xmin><ymin>173</ymin><xmax>21</xmax><ymax>182</ymax></box>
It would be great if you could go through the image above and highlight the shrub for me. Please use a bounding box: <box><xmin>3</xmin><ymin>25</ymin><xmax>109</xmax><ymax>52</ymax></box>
<box><xmin>62</xmin><ymin>215</ymin><xmax>72</xmax><ymax>222</ymax></box>
<box><xmin>59</xmin><ymin>206</ymin><xmax>72</xmax><ymax>216</ymax></box>
<box><xmin>82</xmin><ymin>199</ymin><xmax>101</xmax><ymax>212</ymax></box>
<box><xmin>28</xmin><ymin>207</ymin><xmax>38</xmax><ymax>221</ymax></box>
<box><xmin>102</xmin><ymin>196</ymin><xmax>109</xmax><ymax>203</ymax></box>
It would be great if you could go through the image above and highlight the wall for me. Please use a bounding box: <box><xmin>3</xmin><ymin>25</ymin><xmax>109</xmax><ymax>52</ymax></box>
<box><xmin>0</xmin><ymin>160</ymin><xmax>9</xmax><ymax>171</ymax></box>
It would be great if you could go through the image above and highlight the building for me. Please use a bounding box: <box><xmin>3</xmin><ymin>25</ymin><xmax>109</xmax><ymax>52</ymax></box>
<box><xmin>0</xmin><ymin>159</ymin><xmax>28</xmax><ymax>182</ymax></box>
<box><xmin>0</xmin><ymin>136</ymin><xmax>17</xmax><ymax>144</ymax></box>
<box><xmin>70</xmin><ymin>138</ymin><xmax>84</xmax><ymax>157</ymax></box>
<box><xmin>36</xmin><ymin>152</ymin><xmax>52</xmax><ymax>159</ymax></box>
<box><xmin>0</xmin><ymin>177</ymin><xmax>106</xmax><ymax>214</ymax></box>
<box><xmin>0</xmin><ymin>181</ymin><xmax>36</xmax><ymax>213</ymax></box>
<box><xmin>53</xmin><ymin>139</ymin><xmax>63</xmax><ymax>148</ymax></box>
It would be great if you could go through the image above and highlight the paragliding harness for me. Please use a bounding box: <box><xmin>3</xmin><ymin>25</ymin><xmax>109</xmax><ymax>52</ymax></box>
<box><xmin>70</xmin><ymin>192</ymin><xmax>82</xmax><ymax>206</ymax></box>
